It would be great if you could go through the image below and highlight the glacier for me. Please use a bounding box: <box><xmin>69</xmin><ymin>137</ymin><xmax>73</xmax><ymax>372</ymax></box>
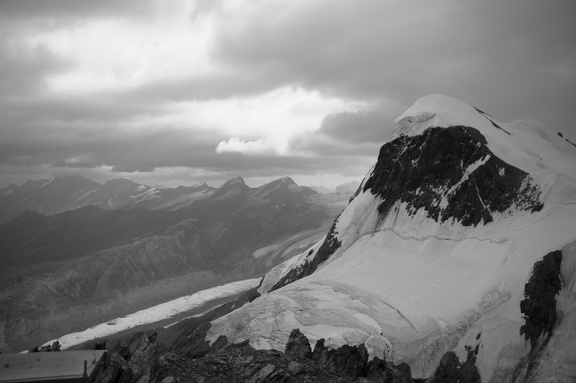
<box><xmin>36</xmin><ymin>278</ymin><xmax>260</xmax><ymax>351</ymax></box>
<box><xmin>205</xmin><ymin>95</ymin><xmax>576</xmax><ymax>381</ymax></box>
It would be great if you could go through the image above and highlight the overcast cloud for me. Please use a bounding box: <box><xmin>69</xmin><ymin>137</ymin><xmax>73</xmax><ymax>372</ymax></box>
<box><xmin>0</xmin><ymin>0</ymin><xmax>575</xmax><ymax>189</ymax></box>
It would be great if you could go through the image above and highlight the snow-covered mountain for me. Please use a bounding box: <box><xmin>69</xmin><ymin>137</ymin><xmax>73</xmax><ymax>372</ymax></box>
<box><xmin>0</xmin><ymin>176</ymin><xmax>216</xmax><ymax>223</ymax></box>
<box><xmin>0</xmin><ymin>175</ymin><xmax>320</xmax><ymax>224</ymax></box>
<box><xmin>0</xmin><ymin>175</ymin><xmax>100</xmax><ymax>223</ymax></box>
<box><xmin>250</xmin><ymin>176</ymin><xmax>318</xmax><ymax>203</ymax></box>
<box><xmin>205</xmin><ymin>95</ymin><xmax>576</xmax><ymax>381</ymax></box>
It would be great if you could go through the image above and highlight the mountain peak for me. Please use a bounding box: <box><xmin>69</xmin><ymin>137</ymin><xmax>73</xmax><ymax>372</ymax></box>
<box><xmin>103</xmin><ymin>178</ymin><xmax>140</xmax><ymax>187</ymax></box>
<box><xmin>221</xmin><ymin>176</ymin><xmax>246</xmax><ymax>188</ymax></box>
<box><xmin>279</xmin><ymin>176</ymin><xmax>296</xmax><ymax>185</ymax></box>
<box><xmin>393</xmin><ymin>94</ymin><xmax>507</xmax><ymax>139</ymax></box>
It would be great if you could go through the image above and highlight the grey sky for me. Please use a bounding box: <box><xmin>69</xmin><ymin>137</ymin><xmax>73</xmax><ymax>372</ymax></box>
<box><xmin>0</xmin><ymin>0</ymin><xmax>575</xmax><ymax>189</ymax></box>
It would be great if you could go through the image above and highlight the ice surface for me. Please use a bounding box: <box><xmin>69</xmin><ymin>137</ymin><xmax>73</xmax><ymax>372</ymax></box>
<box><xmin>36</xmin><ymin>278</ymin><xmax>260</xmax><ymax>351</ymax></box>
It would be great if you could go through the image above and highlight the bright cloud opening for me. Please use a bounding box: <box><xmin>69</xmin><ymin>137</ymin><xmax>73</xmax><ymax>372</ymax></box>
<box><xmin>215</xmin><ymin>137</ymin><xmax>277</xmax><ymax>156</ymax></box>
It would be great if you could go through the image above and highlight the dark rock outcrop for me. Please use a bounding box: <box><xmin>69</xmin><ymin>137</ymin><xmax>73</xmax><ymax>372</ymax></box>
<box><xmin>426</xmin><ymin>346</ymin><xmax>480</xmax><ymax>383</ymax></box>
<box><xmin>520</xmin><ymin>250</ymin><xmax>563</xmax><ymax>347</ymax></box>
<box><xmin>153</xmin><ymin>328</ymin><xmax>414</xmax><ymax>383</ymax></box>
<box><xmin>474</xmin><ymin>107</ymin><xmax>511</xmax><ymax>135</ymax></box>
<box><xmin>28</xmin><ymin>341</ymin><xmax>61</xmax><ymax>353</ymax></box>
<box><xmin>97</xmin><ymin>351</ymin><xmax>135</xmax><ymax>383</ymax></box>
<box><xmin>284</xmin><ymin>329</ymin><xmax>312</xmax><ymax>360</ymax></box>
<box><xmin>269</xmin><ymin>217</ymin><xmax>342</xmax><ymax>292</ymax></box>
<box><xmin>95</xmin><ymin>331</ymin><xmax>159</xmax><ymax>383</ymax></box>
<box><xmin>128</xmin><ymin>330</ymin><xmax>158</xmax><ymax>377</ymax></box>
<box><xmin>363</xmin><ymin>126</ymin><xmax>543</xmax><ymax>227</ymax></box>
<box><xmin>557</xmin><ymin>132</ymin><xmax>576</xmax><ymax>148</ymax></box>
<box><xmin>311</xmin><ymin>338</ymin><xmax>370</xmax><ymax>378</ymax></box>
<box><xmin>510</xmin><ymin>250</ymin><xmax>564</xmax><ymax>382</ymax></box>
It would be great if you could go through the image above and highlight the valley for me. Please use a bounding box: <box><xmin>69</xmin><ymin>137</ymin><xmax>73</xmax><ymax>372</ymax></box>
<box><xmin>0</xmin><ymin>176</ymin><xmax>351</xmax><ymax>353</ymax></box>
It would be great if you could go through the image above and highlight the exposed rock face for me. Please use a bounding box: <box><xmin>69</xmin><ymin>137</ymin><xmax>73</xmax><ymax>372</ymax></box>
<box><xmin>311</xmin><ymin>339</ymin><xmax>370</xmax><ymax>379</ymax></box>
<box><xmin>520</xmin><ymin>250</ymin><xmax>563</xmax><ymax>347</ymax></box>
<box><xmin>153</xmin><ymin>328</ymin><xmax>415</xmax><ymax>383</ymax></box>
<box><xmin>128</xmin><ymin>331</ymin><xmax>159</xmax><ymax>377</ymax></box>
<box><xmin>269</xmin><ymin>217</ymin><xmax>342</xmax><ymax>292</ymax></box>
<box><xmin>510</xmin><ymin>250</ymin><xmax>565</xmax><ymax>382</ymax></box>
<box><xmin>95</xmin><ymin>331</ymin><xmax>159</xmax><ymax>383</ymax></box>
<box><xmin>363</xmin><ymin>126</ymin><xmax>542</xmax><ymax>226</ymax></box>
<box><xmin>97</xmin><ymin>352</ymin><xmax>135</xmax><ymax>383</ymax></box>
<box><xmin>426</xmin><ymin>347</ymin><xmax>480</xmax><ymax>383</ymax></box>
<box><xmin>284</xmin><ymin>329</ymin><xmax>312</xmax><ymax>360</ymax></box>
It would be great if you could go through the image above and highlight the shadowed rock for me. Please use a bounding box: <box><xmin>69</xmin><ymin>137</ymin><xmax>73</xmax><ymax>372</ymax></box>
<box><xmin>284</xmin><ymin>329</ymin><xmax>312</xmax><ymax>360</ymax></box>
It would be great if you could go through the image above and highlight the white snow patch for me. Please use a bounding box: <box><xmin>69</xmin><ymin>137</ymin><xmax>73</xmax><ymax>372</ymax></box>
<box><xmin>439</xmin><ymin>155</ymin><xmax>490</xmax><ymax>211</ymax></box>
<box><xmin>394</xmin><ymin>111</ymin><xmax>436</xmax><ymax>136</ymax></box>
<box><xmin>132</xmin><ymin>187</ymin><xmax>159</xmax><ymax>201</ymax></box>
<box><xmin>39</xmin><ymin>177</ymin><xmax>56</xmax><ymax>189</ymax></box>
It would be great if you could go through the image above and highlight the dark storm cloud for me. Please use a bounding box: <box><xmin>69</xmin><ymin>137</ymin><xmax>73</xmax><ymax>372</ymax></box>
<box><xmin>1</xmin><ymin>0</ymin><xmax>575</xmax><ymax>187</ymax></box>
<box><xmin>0</xmin><ymin>30</ymin><xmax>72</xmax><ymax>95</ymax></box>
<box><xmin>0</xmin><ymin>112</ymin><xmax>367</xmax><ymax>177</ymax></box>
<box><xmin>318</xmin><ymin>102</ymin><xmax>400</xmax><ymax>144</ymax></box>
<box><xmin>204</xmin><ymin>0</ymin><xmax>576</xmax><ymax>130</ymax></box>
<box><xmin>286</xmin><ymin>100</ymin><xmax>402</xmax><ymax>157</ymax></box>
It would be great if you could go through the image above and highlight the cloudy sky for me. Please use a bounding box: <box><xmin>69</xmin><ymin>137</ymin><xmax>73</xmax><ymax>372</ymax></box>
<box><xmin>1</xmin><ymin>0</ymin><xmax>575</xmax><ymax>190</ymax></box>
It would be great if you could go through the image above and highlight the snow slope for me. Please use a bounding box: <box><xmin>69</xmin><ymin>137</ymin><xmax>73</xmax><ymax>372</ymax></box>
<box><xmin>206</xmin><ymin>95</ymin><xmax>576</xmax><ymax>381</ymax></box>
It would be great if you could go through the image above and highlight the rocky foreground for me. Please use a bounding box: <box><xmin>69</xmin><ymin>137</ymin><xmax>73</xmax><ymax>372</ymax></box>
<box><xmin>94</xmin><ymin>325</ymin><xmax>480</xmax><ymax>383</ymax></box>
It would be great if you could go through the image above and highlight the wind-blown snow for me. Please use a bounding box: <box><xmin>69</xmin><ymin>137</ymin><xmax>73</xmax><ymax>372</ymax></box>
<box><xmin>206</xmin><ymin>95</ymin><xmax>576</xmax><ymax>381</ymax></box>
<box><xmin>36</xmin><ymin>278</ymin><xmax>260</xmax><ymax>351</ymax></box>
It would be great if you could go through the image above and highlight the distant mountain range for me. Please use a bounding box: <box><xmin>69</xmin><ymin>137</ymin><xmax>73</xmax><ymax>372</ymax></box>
<box><xmin>0</xmin><ymin>175</ymin><xmax>325</xmax><ymax>225</ymax></box>
<box><xmin>0</xmin><ymin>175</ymin><xmax>209</xmax><ymax>224</ymax></box>
<box><xmin>0</xmin><ymin>174</ymin><xmax>348</xmax><ymax>352</ymax></box>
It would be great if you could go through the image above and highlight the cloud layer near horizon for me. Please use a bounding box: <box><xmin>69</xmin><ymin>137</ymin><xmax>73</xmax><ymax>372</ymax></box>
<box><xmin>1</xmin><ymin>0</ymin><xmax>575</xmax><ymax>188</ymax></box>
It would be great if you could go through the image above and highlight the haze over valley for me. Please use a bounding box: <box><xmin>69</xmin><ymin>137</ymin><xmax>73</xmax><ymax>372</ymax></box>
<box><xmin>0</xmin><ymin>175</ymin><xmax>350</xmax><ymax>352</ymax></box>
